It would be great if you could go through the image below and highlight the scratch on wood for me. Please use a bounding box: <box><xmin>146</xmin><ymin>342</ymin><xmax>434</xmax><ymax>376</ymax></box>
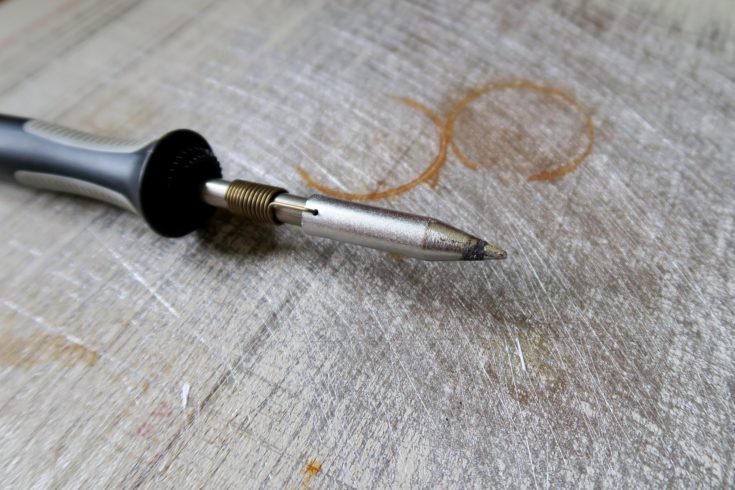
<box><xmin>93</xmin><ymin>236</ymin><xmax>180</xmax><ymax>318</ymax></box>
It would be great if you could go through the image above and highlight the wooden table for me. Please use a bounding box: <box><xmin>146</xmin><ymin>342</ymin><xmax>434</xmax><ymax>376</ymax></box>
<box><xmin>1</xmin><ymin>0</ymin><xmax>733</xmax><ymax>487</ymax></box>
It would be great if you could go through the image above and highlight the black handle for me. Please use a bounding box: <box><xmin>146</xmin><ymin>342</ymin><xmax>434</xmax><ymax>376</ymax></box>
<box><xmin>0</xmin><ymin>114</ymin><xmax>222</xmax><ymax>237</ymax></box>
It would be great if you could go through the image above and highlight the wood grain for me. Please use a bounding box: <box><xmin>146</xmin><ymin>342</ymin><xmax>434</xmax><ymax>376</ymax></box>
<box><xmin>0</xmin><ymin>0</ymin><xmax>733</xmax><ymax>487</ymax></box>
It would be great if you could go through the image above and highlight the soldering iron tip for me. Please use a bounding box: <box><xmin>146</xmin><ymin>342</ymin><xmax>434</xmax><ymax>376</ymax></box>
<box><xmin>482</xmin><ymin>242</ymin><xmax>507</xmax><ymax>260</ymax></box>
<box><xmin>426</xmin><ymin>222</ymin><xmax>507</xmax><ymax>261</ymax></box>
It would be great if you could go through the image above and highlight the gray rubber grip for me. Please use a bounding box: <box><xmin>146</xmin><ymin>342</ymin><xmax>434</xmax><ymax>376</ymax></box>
<box><xmin>0</xmin><ymin>114</ymin><xmax>222</xmax><ymax>237</ymax></box>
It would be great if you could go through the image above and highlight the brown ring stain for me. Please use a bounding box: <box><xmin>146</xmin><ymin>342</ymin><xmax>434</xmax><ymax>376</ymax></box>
<box><xmin>298</xmin><ymin>80</ymin><xmax>595</xmax><ymax>200</ymax></box>
<box><xmin>447</xmin><ymin>80</ymin><xmax>595</xmax><ymax>182</ymax></box>
<box><xmin>299</xmin><ymin>97</ymin><xmax>448</xmax><ymax>200</ymax></box>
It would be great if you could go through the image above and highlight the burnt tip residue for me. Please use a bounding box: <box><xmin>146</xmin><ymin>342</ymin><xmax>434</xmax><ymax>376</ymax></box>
<box><xmin>463</xmin><ymin>240</ymin><xmax>507</xmax><ymax>260</ymax></box>
<box><xmin>463</xmin><ymin>240</ymin><xmax>488</xmax><ymax>260</ymax></box>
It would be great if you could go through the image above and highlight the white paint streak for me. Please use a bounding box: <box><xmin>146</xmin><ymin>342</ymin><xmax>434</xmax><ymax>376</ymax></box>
<box><xmin>181</xmin><ymin>383</ymin><xmax>190</xmax><ymax>409</ymax></box>
<box><xmin>515</xmin><ymin>336</ymin><xmax>527</xmax><ymax>372</ymax></box>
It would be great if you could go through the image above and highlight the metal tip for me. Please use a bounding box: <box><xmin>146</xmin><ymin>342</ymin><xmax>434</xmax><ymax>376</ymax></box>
<box><xmin>482</xmin><ymin>242</ymin><xmax>507</xmax><ymax>260</ymax></box>
<box><xmin>460</xmin><ymin>238</ymin><xmax>507</xmax><ymax>261</ymax></box>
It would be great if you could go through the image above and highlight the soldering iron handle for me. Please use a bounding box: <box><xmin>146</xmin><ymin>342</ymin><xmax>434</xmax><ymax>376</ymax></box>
<box><xmin>0</xmin><ymin>113</ymin><xmax>222</xmax><ymax>237</ymax></box>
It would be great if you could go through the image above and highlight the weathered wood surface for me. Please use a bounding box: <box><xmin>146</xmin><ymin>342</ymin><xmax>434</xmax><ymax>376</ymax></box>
<box><xmin>0</xmin><ymin>0</ymin><xmax>734</xmax><ymax>487</ymax></box>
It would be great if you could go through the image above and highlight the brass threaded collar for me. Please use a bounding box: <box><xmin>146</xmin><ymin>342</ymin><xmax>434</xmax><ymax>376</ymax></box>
<box><xmin>224</xmin><ymin>180</ymin><xmax>286</xmax><ymax>223</ymax></box>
